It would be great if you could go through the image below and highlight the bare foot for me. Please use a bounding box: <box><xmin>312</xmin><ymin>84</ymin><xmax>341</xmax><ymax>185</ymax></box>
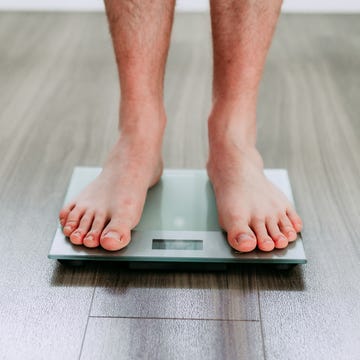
<box><xmin>59</xmin><ymin>106</ymin><xmax>165</xmax><ymax>251</ymax></box>
<box><xmin>207</xmin><ymin>116</ymin><xmax>303</xmax><ymax>252</ymax></box>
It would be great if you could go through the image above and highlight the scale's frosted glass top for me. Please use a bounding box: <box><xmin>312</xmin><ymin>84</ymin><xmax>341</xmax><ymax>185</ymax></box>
<box><xmin>135</xmin><ymin>171</ymin><xmax>220</xmax><ymax>231</ymax></box>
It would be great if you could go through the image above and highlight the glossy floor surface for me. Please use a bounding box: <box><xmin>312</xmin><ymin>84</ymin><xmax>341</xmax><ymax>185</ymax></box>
<box><xmin>0</xmin><ymin>12</ymin><xmax>359</xmax><ymax>360</ymax></box>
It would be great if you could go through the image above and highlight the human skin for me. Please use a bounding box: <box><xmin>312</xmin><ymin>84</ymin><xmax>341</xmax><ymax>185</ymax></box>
<box><xmin>59</xmin><ymin>0</ymin><xmax>303</xmax><ymax>252</ymax></box>
<box><xmin>206</xmin><ymin>0</ymin><xmax>302</xmax><ymax>251</ymax></box>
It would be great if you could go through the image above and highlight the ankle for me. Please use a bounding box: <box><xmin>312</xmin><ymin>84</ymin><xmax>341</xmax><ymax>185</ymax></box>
<box><xmin>207</xmin><ymin>141</ymin><xmax>264</xmax><ymax>173</ymax></box>
<box><xmin>207</xmin><ymin>100</ymin><xmax>257</xmax><ymax>149</ymax></box>
<box><xmin>119</xmin><ymin>98</ymin><xmax>167</xmax><ymax>139</ymax></box>
<box><xmin>107</xmin><ymin>129</ymin><xmax>164</xmax><ymax>173</ymax></box>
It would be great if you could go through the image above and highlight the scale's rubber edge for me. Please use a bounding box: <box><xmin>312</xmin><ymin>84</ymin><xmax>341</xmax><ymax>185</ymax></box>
<box><xmin>56</xmin><ymin>259</ymin><xmax>300</xmax><ymax>271</ymax></box>
<box><xmin>50</xmin><ymin>254</ymin><xmax>307</xmax><ymax>265</ymax></box>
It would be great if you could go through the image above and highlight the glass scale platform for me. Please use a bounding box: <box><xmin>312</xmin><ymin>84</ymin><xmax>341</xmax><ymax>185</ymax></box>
<box><xmin>48</xmin><ymin>167</ymin><xmax>307</xmax><ymax>270</ymax></box>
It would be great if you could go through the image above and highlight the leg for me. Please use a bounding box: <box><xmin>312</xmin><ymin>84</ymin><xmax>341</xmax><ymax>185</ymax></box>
<box><xmin>207</xmin><ymin>0</ymin><xmax>303</xmax><ymax>252</ymax></box>
<box><xmin>59</xmin><ymin>0</ymin><xmax>175</xmax><ymax>251</ymax></box>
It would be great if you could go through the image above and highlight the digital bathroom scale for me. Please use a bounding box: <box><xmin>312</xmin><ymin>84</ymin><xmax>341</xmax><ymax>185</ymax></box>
<box><xmin>48</xmin><ymin>167</ymin><xmax>306</xmax><ymax>270</ymax></box>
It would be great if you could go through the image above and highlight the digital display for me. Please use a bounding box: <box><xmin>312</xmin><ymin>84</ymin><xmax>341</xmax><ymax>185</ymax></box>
<box><xmin>152</xmin><ymin>239</ymin><xmax>203</xmax><ymax>251</ymax></box>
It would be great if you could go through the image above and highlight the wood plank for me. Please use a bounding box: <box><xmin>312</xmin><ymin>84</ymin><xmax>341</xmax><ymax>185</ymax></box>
<box><xmin>80</xmin><ymin>318</ymin><xmax>264</xmax><ymax>360</ymax></box>
<box><xmin>257</xmin><ymin>15</ymin><xmax>360</xmax><ymax>359</ymax></box>
<box><xmin>0</xmin><ymin>12</ymin><xmax>114</xmax><ymax>359</ymax></box>
<box><xmin>91</xmin><ymin>266</ymin><xmax>259</xmax><ymax>320</ymax></box>
<box><xmin>163</xmin><ymin>12</ymin><xmax>212</xmax><ymax>168</ymax></box>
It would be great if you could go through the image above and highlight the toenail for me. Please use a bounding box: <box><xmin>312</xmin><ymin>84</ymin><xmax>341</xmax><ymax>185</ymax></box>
<box><xmin>63</xmin><ymin>226</ymin><xmax>72</xmax><ymax>233</ymax></box>
<box><xmin>288</xmin><ymin>230</ymin><xmax>297</xmax><ymax>237</ymax></box>
<box><xmin>85</xmin><ymin>235</ymin><xmax>94</xmax><ymax>242</ymax></box>
<box><xmin>72</xmin><ymin>230</ymin><xmax>81</xmax><ymax>237</ymax></box>
<box><xmin>104</xmin><ymin>231</ymin><xmax>121</xmax><ymax>242</ymax></box>
<box><xmin>236</xmin><ymin>234</ymin><xmax>254</xmax><ymax>244</ymax></box>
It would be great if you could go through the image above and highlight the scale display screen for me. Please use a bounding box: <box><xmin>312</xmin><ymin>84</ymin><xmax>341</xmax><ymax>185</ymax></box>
<box><xmin>152</xmin><ymin>239</ymin><xmax>203</xmax><ymax>250</ymax></box>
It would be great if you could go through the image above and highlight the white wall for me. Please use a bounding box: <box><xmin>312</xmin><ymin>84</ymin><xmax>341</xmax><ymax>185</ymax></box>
<box><xmin>0</xmin><ymin>0</ymin><xmax>359</xmax><ymax>12</ymax></box>
<box><xmin>282</xmin><ymin>0</ymin><xmax>360</xmax><ymax>12</ymax></box>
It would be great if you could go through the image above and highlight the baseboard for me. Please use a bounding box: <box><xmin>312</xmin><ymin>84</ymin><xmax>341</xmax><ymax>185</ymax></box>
<box><xmin>0</xmin><ymin>0</ymin><xmax>360</xmax><ymax>12</ymax></box>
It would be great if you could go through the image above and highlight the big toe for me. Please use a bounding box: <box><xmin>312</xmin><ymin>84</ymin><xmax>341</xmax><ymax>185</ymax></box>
<box><xmin>229</xmin><ymin>228</ymin><xmax>257</xmax><ymax>253</ymax></box>
<box><xmin>100</xmin><ymin>225</ymin><xmax>131</xmax><ymax>251</ymax></box>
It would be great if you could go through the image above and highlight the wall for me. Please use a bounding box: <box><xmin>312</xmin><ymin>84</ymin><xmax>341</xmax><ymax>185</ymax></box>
<box><xmin>0</xmin><ymin>0</ymin><xmax>359</xmax><ymax>12</ymax></box>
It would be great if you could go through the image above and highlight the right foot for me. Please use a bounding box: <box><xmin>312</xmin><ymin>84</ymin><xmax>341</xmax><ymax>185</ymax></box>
<box><xmin>59</xmin><ymin>105</ymin><xmax>165</xmax><ymax>251</ymax></box>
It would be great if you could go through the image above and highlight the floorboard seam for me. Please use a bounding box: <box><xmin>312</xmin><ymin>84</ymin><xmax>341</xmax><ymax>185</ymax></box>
<box><xmin>88</xmin><ymin>315</ymin><xmax>260</xmax><ymax>321</ymax></box>
<box><xmin>78</xmin><ymin>281</ymin><xmax>97</xmax><ymax>359</ymax></box>
<box><xmin>256</xmin><ymin>269</ymin><xmax>267</xmax><ymax>360</ymax></box>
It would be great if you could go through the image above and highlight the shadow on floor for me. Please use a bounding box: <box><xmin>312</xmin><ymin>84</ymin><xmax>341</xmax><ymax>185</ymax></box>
<box><xmin>50</xmin><ymin>260</ymin><xmax>305</xmax><ymax>291</ymax></box>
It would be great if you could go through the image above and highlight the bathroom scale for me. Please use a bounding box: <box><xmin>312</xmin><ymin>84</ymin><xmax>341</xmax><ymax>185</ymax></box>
<box><xmin>48</xmin><ymin>167</ymin><xmax>306</xmax><ymax>270</ymax></box>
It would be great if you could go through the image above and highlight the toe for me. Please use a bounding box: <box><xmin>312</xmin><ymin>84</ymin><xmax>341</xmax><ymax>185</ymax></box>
<box><xmin>83</xmin><ymin>212</ymin><xmax>107</xmax><ymax>248</ymax></box>
<box><xmin>266</xmin><ymin>218</ymin><xmax>288</xmax><ymax>249</ymax></box>
<box><xmin>63</xmin><ymin>206</ymin><xmax>85</xmax><ymax>237</ymax></box>
<box><xmin>251</xmin><ymin>219</ymin><xmax>275</xmax><ymax>252</ymax></box>
<box><xmin>279</xmin><ymin>214</ymin><xmax>298</xmax><ymax>242</ymax></box>
<box><xmin>59</xmin><ymin>202</ymin><xmax>75</xmax><ymax>227</ymax></box>
<box><xmin>286</xmin><ymin>207</ymin><xmax>303</xmax><ymax>233</ymax></box>
<box><xmin>69</xmin><ymin>211</ymin><xmax>94</xmax><ymax>245</ymax></box>
<box><xmin>100</xmin><ymin>218</ymin><xmax>131</xmax><ymax>251</ymax></box>
<box><xmin>234</xmin><ymin>231</ymin><xmax>257</xmax><ymax>252</ymax></box>
<box><xmin>228</xmin><ymin>222</ymin><xmax>257</xmax><ymax>252</ymax></box>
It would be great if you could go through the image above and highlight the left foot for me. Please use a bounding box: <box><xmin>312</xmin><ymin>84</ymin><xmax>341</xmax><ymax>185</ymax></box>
<box><xmin>207</xmin><ymin>108</ymin><xmax>303</xmax><ymax>252</ymax></box>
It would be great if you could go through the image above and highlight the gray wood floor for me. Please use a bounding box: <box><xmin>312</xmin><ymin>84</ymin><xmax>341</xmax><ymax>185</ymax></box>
<box><xmin>0</xmin><ymin>11</ymin><xmax>359</xmax><ymax>360</ymax></box>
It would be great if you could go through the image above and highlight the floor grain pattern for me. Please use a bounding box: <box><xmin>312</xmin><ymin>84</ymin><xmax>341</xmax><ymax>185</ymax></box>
<box><xmin>80</xmin><ymin>318</ymin><xmax>263</xmax><ymax>360</ymax></box>
<box><xmin>91</xmin><ymin>267</ymin><xmax>258</xmax><ymax>320</ymax></box>
<box><xmin>0</xmin><ymin>11</ymin><xmax>359</xmax><ymax>360</ymax></box>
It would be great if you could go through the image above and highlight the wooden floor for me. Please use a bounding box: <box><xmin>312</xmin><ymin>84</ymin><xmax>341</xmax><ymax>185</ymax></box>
<box><xmin>0</xmin><ymin>12</ymin><xmax>359</xmax><ymax>360</ymax></box>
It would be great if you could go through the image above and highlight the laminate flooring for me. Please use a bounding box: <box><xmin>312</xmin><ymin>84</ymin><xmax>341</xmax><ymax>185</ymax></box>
<box><xmin>0</xmin><ymin>12</ymin><xmax>359</xmax><ymax>360</ymax></box>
